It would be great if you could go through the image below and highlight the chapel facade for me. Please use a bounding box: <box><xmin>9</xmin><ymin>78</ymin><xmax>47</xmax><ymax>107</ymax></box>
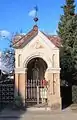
<box><xmin>13</xmin><ymin>25</ymin><xmax>61</xmax><ymax>109</ymax></box>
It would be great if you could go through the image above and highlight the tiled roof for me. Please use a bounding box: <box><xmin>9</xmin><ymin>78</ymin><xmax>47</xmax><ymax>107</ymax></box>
<box><xmin>12</xmin><ymin>25</ymin><xmax>38</xmax><ymax>48</ymax></box>
<box><xmin>47</xmin><ymin>35</ymin><xmax>61</xmax><ymax>48</ymax></box>
<box><xmin>12</xmin><ymin>25</ymin><xmax>61</xmax><ymax>48</ymax></box>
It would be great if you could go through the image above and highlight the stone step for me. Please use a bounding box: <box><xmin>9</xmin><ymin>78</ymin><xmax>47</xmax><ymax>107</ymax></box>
<box><xmin>27</xmin><ymin>107</ymin><xmax>51</xmax><ymax>111</ymax></box>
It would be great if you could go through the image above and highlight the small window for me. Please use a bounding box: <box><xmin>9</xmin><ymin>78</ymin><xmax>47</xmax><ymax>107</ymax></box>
<box><xmin>52</xmin><ymin>54</ymin><xmax>55</xmax><ymax>68</ymax></box>
<box><xmin>53</xmin><ymin>73</ymin><xmax>56</xmax><ymax>94</ymax></box>
<box><xmin>18</xmin><ymin>54</ymin><xmax>21</xmax><ymax>67</ymax></box>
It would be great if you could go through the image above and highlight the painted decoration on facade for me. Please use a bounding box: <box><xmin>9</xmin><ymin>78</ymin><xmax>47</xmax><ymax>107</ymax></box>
<box><xmin>30</xmin><ymin>40</ymin><xmax>44</xmax><ymax>49</ymax></box>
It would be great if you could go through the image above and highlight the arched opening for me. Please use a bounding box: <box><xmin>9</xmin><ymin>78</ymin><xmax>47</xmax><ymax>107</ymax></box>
<box><xmin>26</xmin><ymin>57</ymin><xmax>47</xmax><ymax>106</ymax></box>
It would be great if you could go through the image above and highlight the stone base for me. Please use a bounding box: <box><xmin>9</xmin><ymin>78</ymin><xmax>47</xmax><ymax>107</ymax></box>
<box><xmin>50</xmin><ymin>103</ymin><xmax>61</xmax><ymax>110</ymax></box>
<box><xmin>48</xmin><ymin>96</ymin><xmax>61</xmax><ymax>110</ymax></box>
<box><xmin>26</xmin><ymin>107</ymin><xmax>55</xmax><ymax>111</ymax></box>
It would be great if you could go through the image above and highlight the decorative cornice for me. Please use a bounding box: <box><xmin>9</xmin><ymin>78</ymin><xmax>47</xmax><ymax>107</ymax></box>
<box><xmin>46</xmin><ymin>68</ymin><xmax>61</xmax><ymax>73</ymax></box>
<box><xmin>15</xmin><ymin>68</ymin><xmax>27</xmax><ymax>73</ymax></box>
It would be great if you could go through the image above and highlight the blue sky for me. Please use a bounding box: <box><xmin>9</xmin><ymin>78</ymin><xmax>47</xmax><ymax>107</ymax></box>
<box><xmin>0</xmin><ymin>0</ymin><xmax>77</xmax><ymax>51</ymax></box>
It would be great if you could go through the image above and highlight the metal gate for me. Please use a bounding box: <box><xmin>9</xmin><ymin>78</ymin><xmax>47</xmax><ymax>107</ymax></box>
<box><xmin>26</xmin><ymin>79</ymin><xmax>47</xmax><ymax>106</ymax></box>
<box><xmin>26</xmin><ymin>79</ymin><xmax>40</xmax><ymax>104</ymax></box>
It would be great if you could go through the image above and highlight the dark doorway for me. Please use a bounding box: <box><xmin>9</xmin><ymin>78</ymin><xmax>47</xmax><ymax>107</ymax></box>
<box><xmin>26</xmin><ymin>57</ymin><xmax>47</xmax><ymax>106</ymax></box>
<box><xmin>61</xmin><ymin>86</ymin><xmax>72</xmax><ymax>109</ymax></box>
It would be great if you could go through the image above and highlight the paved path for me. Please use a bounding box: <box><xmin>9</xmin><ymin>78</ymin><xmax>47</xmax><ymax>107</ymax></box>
<box><xmin>0</xmin><ymin>107</ymin><xmax>77</xmax><ymax>120</ymax></box>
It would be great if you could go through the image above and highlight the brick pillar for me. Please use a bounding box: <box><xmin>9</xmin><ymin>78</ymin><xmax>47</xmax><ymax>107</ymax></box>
<box><xmin>14</xmin><ymin>73</ymin><xmax>19</xmax><ymax>97</ymax></box>
<box><xmin>14</xmin><ymin>68</ymin><xmax>27</xmax><ymax>105</ymax></box>
<box><xmin>45</xmin><ymin>68</ymin><xmax>61</xmax><ymax>110</ymax></box>
<box><xmin>19</xmin><ymin>73</ymin><xmax>25</xmax><ymax>104</ymax></box>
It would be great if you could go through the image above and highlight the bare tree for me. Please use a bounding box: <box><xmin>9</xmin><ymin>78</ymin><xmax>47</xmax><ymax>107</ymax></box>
<box><xmin>0</xmin><ymin>49</ymin><xmax>15</xmax><ymax>74</ymax></box>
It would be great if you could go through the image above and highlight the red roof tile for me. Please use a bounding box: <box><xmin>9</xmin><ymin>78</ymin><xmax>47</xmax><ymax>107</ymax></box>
<box><xmin>47</xmin><ymin>35</ymin><xmax>61</xmax><ymax>47</ymax></box>
<box><xmin>13</xmin><ymin>25</ymin><xmax>38</xmax><ymax>48</ymax></box>
<box><xmin>12</xmin><ymin>25</ymin><xmax>61</xmax><ymax>48</ymax></box>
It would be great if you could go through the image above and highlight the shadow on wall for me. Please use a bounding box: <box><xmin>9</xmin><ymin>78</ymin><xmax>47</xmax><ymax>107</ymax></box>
<box><xmin>0</xmin><ymin>73</ymin><xmax>26</xmax><ymax>119</ymax></box>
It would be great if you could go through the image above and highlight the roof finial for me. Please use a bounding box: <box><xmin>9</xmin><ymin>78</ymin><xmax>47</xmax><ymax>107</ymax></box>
<box><xmin>33</xmin><ymin>6</ymin><xmax>39</xmax><ymax>24</ymax></box>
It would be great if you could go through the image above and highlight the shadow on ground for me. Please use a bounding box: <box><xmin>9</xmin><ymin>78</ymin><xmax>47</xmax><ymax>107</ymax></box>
<box><xmin>0</xmin><ymin>75</ymin><xmax>27</xmax><ymax>119</ymax></box>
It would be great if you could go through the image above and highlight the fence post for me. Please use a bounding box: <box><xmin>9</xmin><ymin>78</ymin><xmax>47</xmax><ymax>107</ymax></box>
<box><xmin>37</xmin><ymin>85</ymin><xmax>39</xmax><ymax>105</ymax></box>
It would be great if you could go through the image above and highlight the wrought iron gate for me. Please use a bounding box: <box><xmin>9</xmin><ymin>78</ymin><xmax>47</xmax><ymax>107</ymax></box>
<box><xmin>26</xmin><ymin>79</ymin><xmax>48</xmax><ymax>106</ymax></box>
<box><xmin>26</xmin><ymin>79</ymin><xmax>41</xmax><ymax>104</ymax></box>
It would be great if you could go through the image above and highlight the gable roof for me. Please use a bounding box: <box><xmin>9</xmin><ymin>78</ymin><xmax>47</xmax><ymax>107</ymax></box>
<box><xmin>12</xmin><ymin>25</ymin><xmax>61</xmax><ymax>48</ymax></box>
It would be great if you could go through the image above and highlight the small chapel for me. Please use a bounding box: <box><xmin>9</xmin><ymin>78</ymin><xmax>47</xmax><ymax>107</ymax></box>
<box><xmin>12</xmin><ymin>15</ymin><xmax>61</xmax><ymax>109</ymax></box>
